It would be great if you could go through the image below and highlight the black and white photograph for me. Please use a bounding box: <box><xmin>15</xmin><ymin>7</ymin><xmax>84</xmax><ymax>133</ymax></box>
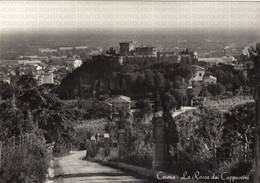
<box><xmin>0</xmin><ymin>1</ymin><xmax>260</xmax><ymax>183</ymax></box>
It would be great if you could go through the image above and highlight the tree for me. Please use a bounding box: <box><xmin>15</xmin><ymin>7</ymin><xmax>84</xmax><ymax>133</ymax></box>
<box><xmin>161</xmin><ymin>92</ymin><xmax>178</xmax><ymax>165</ymax></box>
<box><xmin>121</xmin><ymin>64</ymin><xmax>134</xmax><ymax>73</ymax></box>
<box><xmin>0</xmin><ymin>81</ymin><xmax>18</xmax><ymax>100</ymax></box>
<box><xmin>154</xmin><ymin>71</ymin><xmax>165</xmax><ymax>92</ymax></box>
<box><xmin>144</xmin><ymin>69</ymin><xmax>154</xmax><ymax>92</ymax></box>
<box><xmin>176</xmin><ymin>65</ymin><xmax>192</xmax><ymax>82</ymax></box>
<box><xmin>16</xmin><ymin>74</ymin><xmax>37</xmax><ymax>91</ymax></box>
<box><xmin>199</xmin><ymin>86</ymin><xmax>211</xmax><ymax>97</ymax></box>
<box><xmin>135</xmin><ymin>99</ymin><xmax>152</xmax><ymax>118</ymax></box>
<box><xmin>207</xmin><ymin>83</ymin><xmax>225</xmax><ymax>96</ymax></box>
<box><xmin>232</xmin><ymin>75</ymin><xmax>241</xmax><ymax>91</ymax></box>
<box><xmin>173</xmin><ymin>107</ymin><xmax>224</xmax><ymax>174</ymax></box>
<box><xmin>222</xmin><ymin>102</ymin><xmax>255</xmax><ymax>154</ymax></box>
<box><xmin>164</xmin><ymin>80</ymin><xmax>173</xmax><ymax>92</ymax></box>
<box><xmin>172</xmin><ymin>89</ymin><xmax>188</xmax><ymax>109</ymax></box>
<box><xmin>135</xmin><ymin>74</ymin><xmax>144</xmax><ymax>93</ymax></box>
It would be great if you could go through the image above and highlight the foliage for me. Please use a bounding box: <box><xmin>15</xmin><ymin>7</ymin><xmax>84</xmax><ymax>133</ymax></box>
<box><xmin>208</xmin><ymin>66</ymin><xmax>248</xmax><ymax>93</ymax></box>
<box><xmin>247</xmin><ymin>46</ymin><xmax>257</xmax><ymax>90</ymax></box>
<box><xmin>119</xmin><ymin>151</ymin><xmax>153</xmax><ymax>169</ymax></box>
<box><xmin>207</xmin><ymin>83</ymin><xmax>225</xmax><ymax>96</ymax></box>
<box><xmin>135</xmin><ymin>99</ymin><xmax>152</xmax><ymax>118</ymax></box>
<box><xmin>161</xmin><ymin>92</ymin><xmax>179</xmax><ymax>163</ymax></box>
<box><xmin>0</xmin><ymin>99</ymin><xmax>36</xmax><ymax>140</ymax></box>
<box><xmin>0</xmin><ymin>137</ymin><xmax>52</xmax><ymax>183</ymax></box>
<box><xmin>58</xmin><ymin>59</ymin><xmax>195</xmax><ymax>101</ymax></box>
<box><xmin>75</xmin><ymin>98</ymin><xmax>111</xmax><ymax>119</ymax></box>
<box><xmin>199</xmin><ymin>86</ymin><xmax>212</xmax><ymax>97</ymax></box>
<box><xmin>0</xmin><ymin>82</ymin><xmax>77</xmax><ymax>155</ymax></box>
<box><xmin>0</xmin><ymin>81</ymin><xmax>18</xmax><ymax>100</ymax></box>
<box><xmin>16</xmin><ymin>74</ymin><xmax>38</xmax><ymax>92</ymax></box>
<box><xmin>222</xmin><ymin>102</ymin><xmax>255</xmax><ymax>154</ymax></box>
<box><xmin>74</xmin><ymin>118</ymin><xmax>108</xmax><ymax>148</ymax></box>
<box><xmin>144</xmin><ymin>69</ymin><xmax>155</xmax><ymax>93</ymax></box>
<box><xmin>169</xmin><ymin>102</ymin><xmax>255</xmax><ymax>176</ymax></box>
<box><xmin>117</xmin><ymin>119</ymin><xmax>153</xmax><ymax>168</ymax></box>
<box><xmin>172</xmin><ymin>89</ymin><xmax>188</xmax><ymax>109</ymax></box>
<box><xmin>170</xmin><ymin>107</ymin><xmax>224</xmax><ymax>174</ymax></box>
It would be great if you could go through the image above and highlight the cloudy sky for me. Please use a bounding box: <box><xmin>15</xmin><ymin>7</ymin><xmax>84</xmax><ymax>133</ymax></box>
<box><xmin>0</xmin><ymin>1</ymin><xmax>259</xmax><ymax>34</ymax></box>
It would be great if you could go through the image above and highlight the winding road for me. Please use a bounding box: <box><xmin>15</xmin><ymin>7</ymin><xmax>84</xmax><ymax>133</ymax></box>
<box><xmin>53</xmin><ymin>151</ymin><xmax>161</xmax><ymax>183</ymax></box>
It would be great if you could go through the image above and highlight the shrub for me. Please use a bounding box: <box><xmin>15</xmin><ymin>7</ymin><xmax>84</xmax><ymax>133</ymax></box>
<box><xmin>169</xmin><ymin>107</ymin><xmax>223</xmax><ymax>175</ymax></box>
<box><xmin>119</xmin><ymin>151</ymin><xmax>153</xmax><ymax>169</ymax></box>
<box><xmin>0</xmin><ymin>138</ymin><xmax>52</xmax><ymax>183</ymax></box>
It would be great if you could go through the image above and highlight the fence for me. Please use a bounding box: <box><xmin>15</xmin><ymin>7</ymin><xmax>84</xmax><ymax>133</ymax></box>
<box><xmin>0</xmin><ymin>134</ymin><xmax>47</xmax><ymax>171</ymax></box>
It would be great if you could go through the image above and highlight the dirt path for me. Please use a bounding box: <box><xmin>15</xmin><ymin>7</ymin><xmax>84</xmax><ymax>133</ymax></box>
<box><xmin>53</xmin><ymin>151</ymin><xmax>160</xmax><ymax>183</ymax></box>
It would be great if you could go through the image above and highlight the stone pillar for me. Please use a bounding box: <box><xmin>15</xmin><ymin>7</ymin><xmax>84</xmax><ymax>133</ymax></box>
<box><xmin>85</xmin><ymin>139</ymin><xmax>91</xmax><ymax>158</ymax></box>
<box><xmin>118</xmin><ymin>129</ymin><xmax>125</xmax><ymax>158</ymax></box>
<box><xmin>152</xmin><ymin>113</ymin><xmax>165</xmax><ymax>170</ymax></box>
<box><xmin>90</xmin><ymin>136</ymin><xmax>96</xmax><ymax>157</ymax></box>
<box><xmin>104</xmin><ymin>133</ymin><xmax>110</xmax><ymax>157</ymax></box>
<box><xmin>254</xmin><ymin>42</ymin><xmax>260</xmax><ymax>183</ymax></box>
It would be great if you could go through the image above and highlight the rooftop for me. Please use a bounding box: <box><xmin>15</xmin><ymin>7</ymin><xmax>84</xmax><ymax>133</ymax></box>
<box><xmin>190</xmin><ymin>65</ymin><xmax>205</xmax><ymax>71</ymax></box>
<box><xmin>105</xmin><ymin>95</ymin><xmax>131</xmax><ymax>104</ymax></box>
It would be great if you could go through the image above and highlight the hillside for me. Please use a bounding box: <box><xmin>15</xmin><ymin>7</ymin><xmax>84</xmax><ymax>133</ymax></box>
<box><xmin>58</xmin><ymin>57</ymin><xmax>192</xmax><ymax>100</ymax></box>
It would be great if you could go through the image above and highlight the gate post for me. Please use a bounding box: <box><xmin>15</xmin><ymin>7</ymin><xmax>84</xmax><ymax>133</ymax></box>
<box><xmin>152</xmin><ymin>113</ymin><xmax>165</xmax><ymax>170</ymax></box>
<box><xmin>118</xmin><ymin>129</ymin><xmax>125</xmax><ymax>158</ymax></box>
<box><xmin>85</xmin><ymin>139</ymin><xmax>91</xmax><ymax>158</ymax></box>
<box><xmin>90</xmin><ymin>136</ymin><xmax>96</xmax><ymax>157</ymax></box>
<box><xmin>104</xmin><ymin>133</ymin><xmax>110</xmax><ymax>157</ymax></box>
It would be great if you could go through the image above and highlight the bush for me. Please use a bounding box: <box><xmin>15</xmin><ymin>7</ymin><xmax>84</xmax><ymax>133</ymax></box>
<box><xmin>119</xmin><ymin>151</ymin><xmax>153</xmax><ymax>169</ymax></box>
<box><xmin>169</xmin><ymin>152</ymin><xmax>215</xmax><ymax>175</ymax></box>
<box><xmin>169</xmin><ymin>107</ymin><xmax>223</xmax><ymax>175</ymax></box>
<box><xmin>0</xmin><ymin>138</ymin><xmax>52</xmax><ymax>183</ymax></box>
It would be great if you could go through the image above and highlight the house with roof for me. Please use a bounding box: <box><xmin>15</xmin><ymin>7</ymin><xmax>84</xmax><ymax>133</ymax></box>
<box><xmin>221</xmin><ymin>56</ymin><xmax>237</xmax><ymax>65</ymax></box>
<box><xmin>18</xmin><ymin>60</ymin><xmax>42</xmax><ymax>65</ymax></box>
<box><xmin>203</xmin><ymin>75</ymin><xmax>217</xmax><ymax>85</ymax></box>
<box><xmin>105</xmin><ymin>95</ymin><xmax>131</xmax><ymax>113</ymax></box>
<box><xmin>59</xmin><ymin>47</ymin><xmax>73</xmax><ymax>51</ymax></box>
<box><xmin>37</xmin><ymin>71</ymin><xmax>54</xmax><ymax>85</ymax></box>
<box><xmin>198</xmin><ymin>58</ymin><xmax>223</xmax><ymax>66</ymax></box>
<box><xmin>189</xmin><ymin>65</ymin><xmax>205</xmax><ymax>83</ymax></box>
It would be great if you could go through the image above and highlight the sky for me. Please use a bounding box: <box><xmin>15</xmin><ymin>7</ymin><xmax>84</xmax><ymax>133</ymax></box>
<box><xmin>0</xmin><ymin>1</ymin><xmax>260</xmax><ymax>34</ymax></box>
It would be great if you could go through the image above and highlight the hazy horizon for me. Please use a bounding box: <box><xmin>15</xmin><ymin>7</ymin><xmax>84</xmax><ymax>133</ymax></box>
<box><xmin>0</xmin><ymin>1</ymin><xmax>259</xmax><ymax>35</ymax></box>
<box><xmin>1</xmin><ymin>0</ymin><xmax>260</xmax><ymax>56</ymax></box>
